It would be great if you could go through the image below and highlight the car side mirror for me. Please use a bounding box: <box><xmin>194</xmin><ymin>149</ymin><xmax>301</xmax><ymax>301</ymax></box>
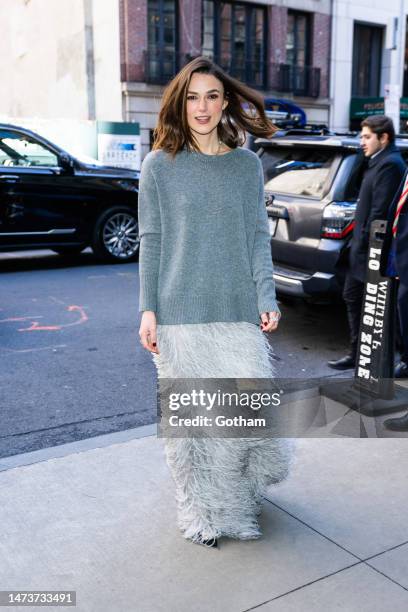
<box><xmin>59</xmin><ymin>152</ymin><xmax>75</xmax><ymax>173</ymax></box>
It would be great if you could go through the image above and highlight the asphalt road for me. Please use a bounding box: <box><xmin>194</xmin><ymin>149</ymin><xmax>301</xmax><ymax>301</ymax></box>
<box><xmin>0</xmin><ymin>248</ymin><xmax>350</xmax><ymax>458</ymax></box>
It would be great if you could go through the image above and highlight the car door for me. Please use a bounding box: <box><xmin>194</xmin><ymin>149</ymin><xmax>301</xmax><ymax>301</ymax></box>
<box><xmin>0</xmin><ymin>128</ymin><xmax>81</xmax><ymax>247</ymax></box>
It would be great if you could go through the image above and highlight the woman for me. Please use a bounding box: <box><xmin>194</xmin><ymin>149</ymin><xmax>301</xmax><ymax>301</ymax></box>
<box><xmin>138</xmin><ymin>56</ymin><xmax>293</xmax><ymax>548</ymax></box>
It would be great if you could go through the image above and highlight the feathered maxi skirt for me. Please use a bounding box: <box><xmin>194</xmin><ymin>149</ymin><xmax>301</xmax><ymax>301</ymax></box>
<box><xmin>152</xmin><ymin>321</ymin><xmax>294</xmax><ymax>543</ymax></box>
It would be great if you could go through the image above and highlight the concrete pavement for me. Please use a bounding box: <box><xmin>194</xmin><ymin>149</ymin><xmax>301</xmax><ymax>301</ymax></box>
<box><xmin>1</xmin><ymin>424</ymin><xmax>408</xmax><ymax>611</ymax></box>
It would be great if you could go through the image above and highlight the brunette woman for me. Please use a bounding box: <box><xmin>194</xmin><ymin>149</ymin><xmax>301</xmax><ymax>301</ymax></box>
<box><xmin>138</xmin><ymin>56</ymin><xmax>293</xmax><ymax>548</ymax></box>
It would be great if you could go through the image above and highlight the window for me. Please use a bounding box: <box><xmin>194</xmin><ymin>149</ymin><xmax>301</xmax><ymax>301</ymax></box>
<box><xmin>260</xmin><ymin>147</ymin><xmax>338</xmax><ymax>198</ymax></box>
<box><xmin>0</xmin><ymin>130</ymin><xmax>58</xmax><ymax>167</ymax></box>
<box><xmin>352</xmin><ymin>23</ymin><xmax>383</xmax><ymax>97</ymax></box>
<box><xmin>202</xmin><ymin>1</ymin><xmax>266</xmax><ymax>88</ymax></box>
<box><xmin>202</xmin><ymin>0</ymin><xmax>215</xmax><ymax>59</ymax></box>
<box><xmin>282</xmin><ymin>11</ymin><xmax>317</xmax><ymax>96</ymax></box>
<box><xmin>146</xmin><ymin>0</ymin><xmax>178</xmax><ymax>83</ymax></box>
<box><xmin>286</xmin><ymin>11</ymin><xmax>311</xmax><ymax>68</ymax></box>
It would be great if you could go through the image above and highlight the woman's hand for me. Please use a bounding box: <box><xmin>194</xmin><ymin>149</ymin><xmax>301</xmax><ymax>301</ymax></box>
<box><xmin>139</xmin><ymin>311</ymin><xmax>159</xmax><ymax>354</ymax></box>
<box><xmin>260</xmin><ymin>311</ymin><xmax>281</xmax><ymax>333</ymax></box>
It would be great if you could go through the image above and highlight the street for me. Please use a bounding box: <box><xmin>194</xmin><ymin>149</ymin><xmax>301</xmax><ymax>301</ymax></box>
<box><xmin>0</xmin><ymin>248</ymin><xmax>350</xmax><ymax>459</ymax></box>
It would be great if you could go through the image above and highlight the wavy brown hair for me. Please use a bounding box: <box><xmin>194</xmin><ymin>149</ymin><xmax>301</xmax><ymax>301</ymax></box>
<box><xmin>152</xmin><ymin>55</ymin><xmax>278</xmax><ymax>158</ymax></box>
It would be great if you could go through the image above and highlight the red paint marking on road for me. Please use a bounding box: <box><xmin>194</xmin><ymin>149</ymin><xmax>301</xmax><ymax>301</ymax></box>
<box><xmin>66</xmin><ymin>305</ymin><xmax>88</xmax><ymax>325</ymax></box>
<box><xmin>21</xmin><ymin>323</ymin><xmax>61</xmax><ymax>331</ymax></box>
<box><xmin>18</xmin><ymin>305</ymin><xmax>88</xmax><ymax>332</ymax></box>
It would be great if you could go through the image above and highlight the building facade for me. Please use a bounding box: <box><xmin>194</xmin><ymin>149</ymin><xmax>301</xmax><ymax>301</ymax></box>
<box><xmin>4</xmin><ymin>0</ymin><xmax>408</xmax><ymax>158</ymax></box>
<box><xmin>120</xmin><ymin>0</ymin><xmax>332</xmax><ymax>157</ymax></box>
<box><xmin>0</xmin><ymin>0</ymin><xmax>122</xmax><ymax>122</ymax></box>
<box><xmin>330</xmin><ymin>0</ymin><xmax>408</xmax><ymax>132</ymax></box>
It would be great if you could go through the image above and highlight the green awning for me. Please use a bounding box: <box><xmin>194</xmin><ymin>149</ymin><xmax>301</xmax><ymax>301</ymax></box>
<box><xmin>350</xmin><ymin>97</ymin><xmax>408</xmax><ymax>120</ymax></box>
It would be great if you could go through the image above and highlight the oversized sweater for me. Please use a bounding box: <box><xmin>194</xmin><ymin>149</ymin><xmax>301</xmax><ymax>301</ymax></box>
<box><xmin>137</xmin><ymin>144</ymin><xmax>280</xmax><ymax>325</ymax></box>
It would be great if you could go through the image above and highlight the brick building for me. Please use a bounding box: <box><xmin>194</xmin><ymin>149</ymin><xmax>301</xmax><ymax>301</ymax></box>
<box><xmin>0</xmin><ymin>0</ymin><xmax>331</xmax><ymax>161</ymax></box>
<box><xmin>3</xmin><ymin>0</ymin><xmax>408</xmax><ymax>158</ymax></box>
<box><xmin>120</xmin><ymin>0</ymin><xmax>332</xmax><ymax>158</ymax></box>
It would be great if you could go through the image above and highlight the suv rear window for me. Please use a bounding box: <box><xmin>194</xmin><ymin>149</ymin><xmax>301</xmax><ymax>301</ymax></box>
<box><xmin>260</xmin><ymin>147</ymin><xmax>338</xmax><ymax>198</ymax></box>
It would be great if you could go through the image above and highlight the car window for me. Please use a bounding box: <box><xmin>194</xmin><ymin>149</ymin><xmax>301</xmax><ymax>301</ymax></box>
<box><xmin>260</xmin><ymin>147</ymin><xmax>338</xmax><ymax>198</ymax></box>
<box><xmin>0</xmin><ymin>130</ymin><xmax>59</xmax><ymax>167</ymax></box>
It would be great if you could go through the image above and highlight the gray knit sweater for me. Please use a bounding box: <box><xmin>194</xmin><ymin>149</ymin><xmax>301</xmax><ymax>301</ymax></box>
<box><xmin>138</xmin><ymin>144</ymin><xmax>279</xmax><ymax>325</ymax></box>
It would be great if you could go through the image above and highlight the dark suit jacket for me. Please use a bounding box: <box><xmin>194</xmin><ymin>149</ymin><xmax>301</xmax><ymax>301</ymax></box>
<box><xmin>381</xmin><ymin>167</ymin><xmax>408</xmax><ymax>284</ymax></box>
<box><xmin>349</xmin><ymin>143</ymin><xmax>406</xmax><ymax>282</ymax></box>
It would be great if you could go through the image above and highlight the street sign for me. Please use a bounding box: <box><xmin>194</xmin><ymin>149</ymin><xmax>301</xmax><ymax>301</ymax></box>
<box><xmin>353</xmin><ymin>220</ymin><xmax>397</xmax><ymax>400</ymax></box>
<box><xmin>319</xmin><ymin>219</ymin><xmax>408</xmax><ymax>419</ymax></box>
<box><xmin>97</xmin><ymin>121</ymin><xmax>141</xmax><ymax>170</ymax></box>
<box><xmin>384</xmin><ymin>84</ymin><xmax>400</xmax><ymax>134</ymax></box>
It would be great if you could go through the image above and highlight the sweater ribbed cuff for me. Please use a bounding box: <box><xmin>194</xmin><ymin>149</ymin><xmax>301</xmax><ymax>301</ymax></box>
<box><xmin>258</xmin><ymin>299</ymin><xmax>280</xmax><ymax>316</ymax></box>
<box><xmin>138</xmin><ymin>274</ymin><xmax>158</xmax><ymax>313</ymax></box>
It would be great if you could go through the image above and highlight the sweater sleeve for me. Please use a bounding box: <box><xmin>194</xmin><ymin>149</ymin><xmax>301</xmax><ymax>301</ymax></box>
<box><xmin>250</xmin><ymin>158</ymin><xmax>280</xmax><ymax>316</ymax></box>
<box><xmin>138</xmin><ymin>154</ymin><xmax>161</xmax><ymax>313</ymax></box>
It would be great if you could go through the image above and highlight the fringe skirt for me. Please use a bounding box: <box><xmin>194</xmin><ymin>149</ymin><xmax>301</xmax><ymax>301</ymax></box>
<box><xmin>152</xmin><ymin>321</ymin><xmax>294</xmax><ymax>543</ymax></box>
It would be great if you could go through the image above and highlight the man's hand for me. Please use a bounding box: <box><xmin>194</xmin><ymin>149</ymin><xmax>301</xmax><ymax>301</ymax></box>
<box><xmin>139</xmin><ymin>311</ymin><xmax>159</xmax><ymax>354</ymax></box>
<box><xmin>260</xmin><ymin>311</ymin><xmax>281</xmax><ymax>332</ymax></box>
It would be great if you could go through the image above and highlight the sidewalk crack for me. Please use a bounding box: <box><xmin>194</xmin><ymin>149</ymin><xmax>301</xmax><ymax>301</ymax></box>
<box><xmin>263</xmin><ymin>496</ymin><xmax>363</xmax><ymax>561</ymax></box>
<box><xmin>241</xmin><ymin>561</ymin><xmax>362</xmax><ymax>611</ymax></box>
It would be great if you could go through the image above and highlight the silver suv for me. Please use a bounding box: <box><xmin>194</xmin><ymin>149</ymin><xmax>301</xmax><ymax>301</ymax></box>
<box><xmin>255</xmin><ymin>129</ymin><xmax>408</xmax><ymax>298</ymax></box>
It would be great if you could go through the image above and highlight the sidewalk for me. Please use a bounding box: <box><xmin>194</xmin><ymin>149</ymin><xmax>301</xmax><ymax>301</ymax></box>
<box><xmin>1</xmin><ymin>425</ymin><xmax>408</xmax><ymax>612</ymax></box>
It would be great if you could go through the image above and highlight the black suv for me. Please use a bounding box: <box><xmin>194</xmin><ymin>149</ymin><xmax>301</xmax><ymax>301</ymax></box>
<box><xmin>255</xmin><ymin>129</ymin><xmax>408</xmax><ymax>298</ymax></box>
<box><xmin>0</xmin><ymin>123</ymin><xmax>140</xmax><ymax>262</ymax></box>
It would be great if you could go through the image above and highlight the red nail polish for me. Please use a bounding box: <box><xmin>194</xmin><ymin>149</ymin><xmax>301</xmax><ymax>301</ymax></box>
<box><xmin>153</xmin><ymin>342</ymin><xmax>156</xmax><ymax>346</ymax></box>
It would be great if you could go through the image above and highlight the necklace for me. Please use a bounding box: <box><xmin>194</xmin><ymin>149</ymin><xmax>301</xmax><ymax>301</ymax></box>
<box><xmin>193</xmin><ymin>140</ymin><xmax>224</xmax><ymax>156</ymax></box>
<box><xmin>200</xmin><ymin>140</ymin><xmax>223</xmax><ymax>155</ymax></box>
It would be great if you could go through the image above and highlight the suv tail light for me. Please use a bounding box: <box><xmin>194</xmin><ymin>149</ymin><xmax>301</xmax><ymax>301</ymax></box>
<box><xmin>321</xmin><ymin>202</ymin><xmax>356</xmax><ymax>239</ymax></box>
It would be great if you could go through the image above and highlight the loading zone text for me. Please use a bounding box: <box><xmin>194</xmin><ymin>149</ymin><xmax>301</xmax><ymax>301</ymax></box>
<box><xmin>357</xmin><ymin>247</ymin><xmax>387</xmax><ymax>380</ymax></box>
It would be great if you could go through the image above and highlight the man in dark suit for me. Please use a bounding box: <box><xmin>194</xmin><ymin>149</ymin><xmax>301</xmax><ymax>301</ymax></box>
<box><xmin>328</xmin><ymin>115</ymin><xmax>406</xmax><ymax>370</ymax></box>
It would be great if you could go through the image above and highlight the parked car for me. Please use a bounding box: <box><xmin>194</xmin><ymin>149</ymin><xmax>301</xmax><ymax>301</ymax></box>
<box><xmin>243</xmin><ymin>99</ymin><xmax>307</xmax><ymax>152</ymax></box>
<box><xmin>256</xmin><ymin>127</ymin><xmax>408</xmax><ymax>299</ymax></box>
<box><xmin>0</xmin><ymin>123</ymin><xmax>140</xmax><ymax>262</ymax></box>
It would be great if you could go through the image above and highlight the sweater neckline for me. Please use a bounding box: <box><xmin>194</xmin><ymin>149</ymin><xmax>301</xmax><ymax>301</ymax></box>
<box><xmin>182</xmin><ymin>144</ymin><xmax>240</xmax><ymax>162</ymax></box>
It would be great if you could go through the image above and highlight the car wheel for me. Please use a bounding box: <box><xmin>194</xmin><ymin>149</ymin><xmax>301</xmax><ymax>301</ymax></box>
<box><xmin>92</xmin><ymin>207</ymin><xmax>139</xmax><ymax>263</ymax></box>
<box><xmin>52</xmin><ymin>246</ymin><xmax>86</xmax><ymax>256</ymax></box>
